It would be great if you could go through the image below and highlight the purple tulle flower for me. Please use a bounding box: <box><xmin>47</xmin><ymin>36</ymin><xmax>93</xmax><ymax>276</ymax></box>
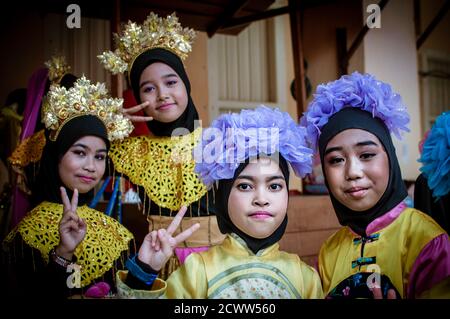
<box><xmin>300</xmin><ymin>72</ymin><xmax>410</xmax><ymax>150</ymax></box>
<box><xmin>419</xmin><ymin>112</ymin><xmax>450</xmax><ymax>200</ymax></box>
<box><xmin>194</xmin><ymin>106</ymin><xmax>313</xmax><ymax>187</ymax></box>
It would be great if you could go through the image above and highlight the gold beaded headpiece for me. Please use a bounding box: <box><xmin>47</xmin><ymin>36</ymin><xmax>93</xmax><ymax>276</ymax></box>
<box><xmin>44</xmin><ymin>56</ymin><xmax>71</xmax><ymax>84</ymax></box>
<box><xmin>98</xmin><ymin>12</ymin><xmax>196</xmax><ymax>75</ymax></box>
<box><xmin>41</xmin><ymin>76</ymin><xmax>134</xmax><ymax>142</ymax></box>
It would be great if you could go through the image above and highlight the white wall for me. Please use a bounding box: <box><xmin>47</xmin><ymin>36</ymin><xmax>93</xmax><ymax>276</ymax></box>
<box><xmin>363</xmin><ymin>0</ymin><xmax>422</xmax><ymax>180</ymax></box>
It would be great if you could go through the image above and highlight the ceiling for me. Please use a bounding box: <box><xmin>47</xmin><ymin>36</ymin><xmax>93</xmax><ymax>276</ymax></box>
<box><xmin>6</xmin><ymin>0</ymin><xmax>276</xmax><ymax>36</ymax></box>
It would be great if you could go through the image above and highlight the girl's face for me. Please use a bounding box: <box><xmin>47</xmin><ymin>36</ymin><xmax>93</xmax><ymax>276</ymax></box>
<box><xmin>228</xmin><ymin>158</ymin><xmax>288</xmax><ymax>239</ymax></box>
<box><xmin>58</xmin><ymin>136</ymin><xmax>107</xmax><ymax>194</ymax></box>
<box><xmin>323</xmin><ymin>129</ymin><xmax>389</xmax><ymax>212</ymax></box>
<box><xmin>139</xmin><ymin>62</ymin><xmax>188</xmax><ymax>123</ymax></box>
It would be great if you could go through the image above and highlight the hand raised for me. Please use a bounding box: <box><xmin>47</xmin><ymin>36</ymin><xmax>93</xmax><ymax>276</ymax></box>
<box><xmin>371</xmin><ymin>287</ymin><xmax>397</xmax><ymax>299</ymax></box>
<box><xmin>137</xmin><ymin>206</ymin><xmax>200</xmax><ymax>271</ymax></box>
<box><xmin>55</xmin><ymin>187</ymin><xmax>87</xmax><ymax>260</ymax></box>
<box><xmin>122</xmin><ymin>101</ymin><xmax>154</xmax><ymax>122</ymax></box>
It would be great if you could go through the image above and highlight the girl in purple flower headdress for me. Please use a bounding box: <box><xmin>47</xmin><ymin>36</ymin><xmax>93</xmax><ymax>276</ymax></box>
<box><xmin>301</xmin><ymin>72</ymin><xmax>450</xmax><ymax>299</ymax></box>
<box><xmin>114</xmin><ymin>106</ymin><xmax>323</xmax><ymax>299</ymax></box>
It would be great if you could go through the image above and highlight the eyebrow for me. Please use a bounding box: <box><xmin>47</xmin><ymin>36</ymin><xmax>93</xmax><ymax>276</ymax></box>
<box><xmin>71</xmin><ymin>143</ymin><xmax>107</xmax><ymax>153</ymax></box>
<box><xmin>140</xmin><ymin>73</ymin><xmax>179</xmax><ymax>88</ymax></box>
<box><xmin>325</xmin><ymin>140</ymin><xmax>379</xmax><ymax>155</ymax></box>
<box><xmin>236</xmin><ymin>175</ymin><xmax>285</xmax><ymax>182</ymax></box>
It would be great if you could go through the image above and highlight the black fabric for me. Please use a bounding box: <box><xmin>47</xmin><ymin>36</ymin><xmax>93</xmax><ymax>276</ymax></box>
<box><xmin>318</xmin><ymin>108</ymin><xmax>407</xmax><ymax>236</ymax></box>
<box><xmin>327</xmin><ymin>272</ymin><xmax>401</xmax><ymax>299</ymax></box>
<box><xmin>215</xmin><ymin>155</ymin><xmax>290</xmax><ymax>255</ymax></box>
<box><xmin>0</xmin><ymin>235</ymin><xmax>121</xmax><ymax>299</ymax></box>
<box><xmin>129</xmin><ymin>48</ymin><xmax>199</xmax><ymax>136</ymax></box>
<box><xmin>414</xmin><ymin>173</ymin><xmax>450</xmax><ymax>234</ymax></box>
<box><xmin>32</xmin><ymin>115</ymin><xmax>109</xmax><ymax>206</ymax></box>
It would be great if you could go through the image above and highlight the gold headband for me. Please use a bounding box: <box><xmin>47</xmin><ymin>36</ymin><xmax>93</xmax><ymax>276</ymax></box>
<box><xmin>44</xmin><ymin>56</ymin><xmax>71</xmax><ymax>85</ymax></box>
<box><xmin>98</xmin><ymin>12</ymin><xmax>196</xmax><ymax>75</ymax></box>
<box><xmin>41</xmin><ymin>76</ymin><xmax>134</xmax><ymax>142</ymax></box>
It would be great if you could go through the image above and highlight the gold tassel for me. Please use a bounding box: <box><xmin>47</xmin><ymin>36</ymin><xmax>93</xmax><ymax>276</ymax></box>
<box><xmin>206</xmin><ymin>191</ymin><xmax>209</xmax><ymax>215</ymax></box>
<box><xmin>143</xmin><ymin>190</ymin><xmax>146</xmax><ymax>216</ymax></box>
<box><xmin>197</xmin><ymin>199</ymin><xmax>200</xmax><ymax>217</ymax></box>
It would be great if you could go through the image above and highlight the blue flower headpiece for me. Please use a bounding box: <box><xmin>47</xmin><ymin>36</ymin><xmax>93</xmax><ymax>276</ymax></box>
<box><xmin>194</xmin><ymin>106</ymin><xmax>313</xmax><ymax>187</ymax></box>
<box><xmin>300</xmin><ymin>72</ymin><xmax>410</xmax><ymax>150</ymax></box>
<box><xmin>419</xmin><ymin>112</ymin><xmax>450</xmax><ymax>200</ymax></box>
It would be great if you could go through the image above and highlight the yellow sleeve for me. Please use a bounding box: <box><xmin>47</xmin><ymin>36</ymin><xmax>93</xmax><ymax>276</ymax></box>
<box><xmin>318</xmin><ymin>244</ymin><xmax>332</xmax><ymax>295</ymax></box>
<box><xmin>116</xmin><ymin>254</ymin><xmax>208</xmax><ymax>299</ymax></box>
<box><xmin>116</xmin><ymin>270</ymin><xmax>167</xmax><ymax>299</ymax></box>
<box><xmin>300</xmin><ymin>263</ymin><xmax>324</xmax><ymax>299</ymax></box>
<box><xmin>164</xmin><ymin>253</ymin><xmax>208</xmax><ymax>298</ymax></box>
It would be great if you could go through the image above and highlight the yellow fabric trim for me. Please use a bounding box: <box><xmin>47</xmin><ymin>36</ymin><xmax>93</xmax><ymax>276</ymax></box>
<box><xmin>319</xmin><ymin>208</ymin><xmax>446</xmax><ymax>298</ymax></box>
<box><xmin>4</xmin><ymin>202</ymin><xmax>134</xmax><ymax>287</ymax></box>
<box><xmin>109</xmin><ymin>127</ymin><xmax>207</xmax><ymax>211</ymax></box>
<box><xmin>116</xmin><ymin>270</ymin><xmax>166</xmax><ymax>299</ymax></box>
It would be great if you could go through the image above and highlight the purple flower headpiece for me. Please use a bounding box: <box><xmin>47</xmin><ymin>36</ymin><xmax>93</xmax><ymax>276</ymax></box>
<box><xmin>300</xmin><ymin>72</ymin><xmax>410</xmax><ymax>150</ymax></box>
<box><xmin>194</xmin><ymin>106</ymin><xmax>313</xmax><ymax>187</ymax></box>
<box><xmin>419</xmin><ymin>112</ymin><xmax>450</xmax><ymax>200</ymax></box>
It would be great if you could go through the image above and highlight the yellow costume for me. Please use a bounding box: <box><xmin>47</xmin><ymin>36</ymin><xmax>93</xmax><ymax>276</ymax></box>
<box><xmin>99</xmin><ymin>13</ymin><xmax>225</xmax><ymax>279</ymax></box>
<box><xmin>116</xmin><ymin>234</ymin><xmax>323</xmax><ymax>299</ymax></box>
<box><xmin>4</xmin><ymin>202</ymin><xmax>133</xmax><ymax>287</ymax></box>
<box><xmin>319</xmin><ymin>206</ymin><xmax>450</xmax><ymax>298</ymax></box>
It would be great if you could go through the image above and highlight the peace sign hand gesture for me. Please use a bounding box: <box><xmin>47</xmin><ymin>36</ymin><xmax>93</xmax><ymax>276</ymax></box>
<box><xmin>55</xmin><ymin>187</ymin><xmax>87</xmax><ymax>260</ymax></box>
<box><xmin>137</xmin><ymin>206</ymin><xmax>200</xmax><ymax>271</ymax></box>
<box><xmin>122</xmin><ymin>101</ymin><xmax>154</xmax><ymax>122</ymax></box>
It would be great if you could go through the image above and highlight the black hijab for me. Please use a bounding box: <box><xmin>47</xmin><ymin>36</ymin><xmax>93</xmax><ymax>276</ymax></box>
<box><xmin>318</xmin><ymin>108</ymin><xmax>407</xmax><ymax>236</ymax></box>
<box><xmin>32</xmin><ymin>115</ymin><xmax>109</xmax><ymax>206</ymax></box>
<box><xmin>215</xmin><ymin>155</ymin><xmax>290</xmax><ymax>254</ymax></box>
<box><xmin>129</xmin><ymin>48</ymin><xmax>199</xmax><ymax>136</ymax></box>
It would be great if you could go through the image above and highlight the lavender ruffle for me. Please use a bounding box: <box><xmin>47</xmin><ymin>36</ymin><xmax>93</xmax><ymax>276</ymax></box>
<box><xmin>300</xmin><ymin>72</ymin><xmax>410</xmax><ymax>149</ymax></box>
<box><xmin>194</xmin><ymin>106</ymin><xmax>313</xmax><ymax>186</ymax></box>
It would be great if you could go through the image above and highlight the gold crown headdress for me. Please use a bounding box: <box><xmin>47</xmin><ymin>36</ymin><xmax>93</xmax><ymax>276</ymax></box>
<box><xmin>98</xmin><ymin>12</ymin><xmax>196</xmax><ymax>75</ymax></box>
<box><xmin>41</xmin><ymin>76</ymin><xmax>134</xmax><ymax>142</ymax></box>
<box><xmin>44</xmin><ymin>56</ymin><xmax>71</xmax><ymax>84</ymax></box>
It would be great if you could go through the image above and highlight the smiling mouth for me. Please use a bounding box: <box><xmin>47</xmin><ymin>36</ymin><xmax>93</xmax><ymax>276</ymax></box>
<box><xmin>249</xmin><ymin>211</ymin><xmax>273</xmax><ymax>219</ymax></box>
<box><xmin>157</xmin><ymin>103</ymin><xmax>175</xmax><ymax>110</ymax></box>
<box><xmin>78</xmin><ymin>176</ymin><xmax>95</xmax><ymax>183</ymax></box>
<box><xmin>345</xmin><ymin>187</ymin><xmax>369</xmax><ymax>198</ymax></box>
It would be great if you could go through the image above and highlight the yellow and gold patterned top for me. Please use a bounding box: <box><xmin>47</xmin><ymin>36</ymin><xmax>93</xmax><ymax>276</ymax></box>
<box><xmin>116</xmin><ymin>234</ymin><xmax>324</xmax><ymax>299</ymax></box>
<box><xmin>109</xmin><ymin>127</ymin><xmax>207</xmax><ymax>212</ymax></box>
<box><xmin>8</xmin><ymin>129</ymin><xmax>46</xmax><ymax>170</ymax></box>
<box><xmin>4</xmin><ymin>201</ymin><xmax>134</xmax><ymax>287</ymax></box>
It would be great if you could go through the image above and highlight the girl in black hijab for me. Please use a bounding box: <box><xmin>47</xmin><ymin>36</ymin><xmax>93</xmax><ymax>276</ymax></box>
<box><xmin>301</xmin><ymin>72</ymin><xmax>450</xmax><ymax>299</ymax></box>
<box><xmin>3</xmin><ymin>77</ymin><xmax>134</xmax><ymax>299</ymax></box>
<box><xmin>115</xmin><ymin>106</ymin><xmax>323</xmax><ymax>299</ymax></box>
<box><xmin>99</xmin><ymin>13</ymin><xmax>223</xmax><ymax>279</ymax></box>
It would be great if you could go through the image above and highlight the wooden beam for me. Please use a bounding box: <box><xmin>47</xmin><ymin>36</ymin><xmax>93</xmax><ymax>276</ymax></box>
<box><xmin>414</xmin><ymin>0</ymin><xmax>421</xmax><ymax>37</ymax></box>
<box><xmin>417</xmin><ymin>0</ymin><xmax>450</xmax><ymax>49</ymax></box>
<box><xmin>345</xmin><ymin>0</ymin><xmax>389</xmax><ymax>63</ymax></box>
<box><xmin>220</xmin><ymin>6</ymin><xmax>289</xmax><ymax>32</ymax></box>
<box><xmin>336</xmin><ymin>28</ymin><xmax>348</xmax><ymax>76</ymax></box>
<box><xmin>207</xmin><ymin>0</ymin><xmax>249</xmax><ymax>37</ymax></box>
<box><xmin>288</xmin><ymin>0</ymin><xmax>306</xmax><ymax>117</ymax></box>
